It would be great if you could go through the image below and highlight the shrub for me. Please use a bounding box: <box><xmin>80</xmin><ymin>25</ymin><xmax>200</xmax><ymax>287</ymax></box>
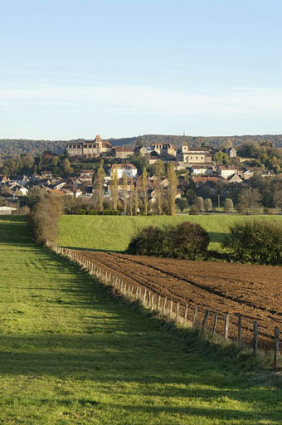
<box><xmin>189</xmin><ymin>205</ymin><xmax>199</xmax><ymax>215</ymax></box>
<box><xmin>204</xmin><ymin>198</ymin><xmax>213</xmax><ymax>212</ymax></box>
<box><xmin>168</xmin><ymin>222</ymin><xmax>210</xmax><ymax>260</ymax></box>
<box><xmin>224</xmin><ymin>198</ymin><xmax>234</xmax><ymax>213</ymax></box>
<box><xmin>127</xmin><ymin>222</ymin><xmax>209</xmax><ymax>260</ymax></box>
<box><xmin>101</xmin><ymin>210</ymin><xmax>119</xmax><ymax>215</ymax></box>
<box><xmin>222</xmin><ymin>219</ymin><xmax>282</xmax><ymax>265</ymax></box>
<box><xmin>29</xmin><ymin>194</ymin><xmax>63</xmax><ymax>244</ymax></box>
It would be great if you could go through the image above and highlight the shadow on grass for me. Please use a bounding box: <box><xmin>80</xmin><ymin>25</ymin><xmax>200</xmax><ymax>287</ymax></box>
<box><xmin>1</xmin><ymin>217</ymin><xmax>282</xmax><ymax>423</ymax></box>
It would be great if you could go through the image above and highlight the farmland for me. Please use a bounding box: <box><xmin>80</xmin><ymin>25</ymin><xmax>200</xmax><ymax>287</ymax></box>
<box><xmin>1</xmin><ymin>216</ymin><xmax>282</xmax><ymax>423</ymax></box>
<box><xmin>58</xmin><ymin>214</ymin><xmax>282</xmax><ymax>252</ymax></box>
<box><xmin>74</xmin><ymin>251</ymin><xmax>282</xmax><ymax>349</ymax></box>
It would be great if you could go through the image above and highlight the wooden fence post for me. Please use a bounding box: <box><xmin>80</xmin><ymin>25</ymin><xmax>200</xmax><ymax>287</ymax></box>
<box><xmin>253</xmin><ymin>321</ymin><xmax>258</xmax><ymax>355</ymax></box>
<box><xmin>183</xmin><ymin>304</ymin><xmax>188</xmax><ymax>327</ymax></box>
<box><xmin>211</xmin><ymin>312</ymin><xmax>218</xmax><ymax>338</ymax></box>
<box><xmin>162</xmin><ymin>297</ymin><xmax>167</xmax><ymax>314</ymax></box>
<box><xmin>176</xmin><ymin>303</ymin><xmax>179</xmax><ymax>322</ymax></box>
<box><xmin>193</xmin><ymin>305</ymin><xmax>198</xmax><ymax>328</ymax></box>
<box><xmin>157</xmin><ymin>295</ymin><xmax>161</xmax><ymax>310</ymax></box>
<box><xmin>169</xmin><ymin>300</ymin><xmax>173</xmax><ymax>318</ymax></box>
<box><xmin>143</xmin><ymin>289</ymin><xmax>147</xmax><ymax>304</ymax></box>
<box><xmin>274</xmin><ymin>326</ymin><xmax>280</xmax><ymax>372</ymax></box>
<box><xmin>202</xmin><ymin>310</ymin><xmax>210</xmax><ymax>332</ymax></box>
<box><xmin>224</xmin><ymin>313</ymin><xmax>229</xmax><ymax>340</ymax></box>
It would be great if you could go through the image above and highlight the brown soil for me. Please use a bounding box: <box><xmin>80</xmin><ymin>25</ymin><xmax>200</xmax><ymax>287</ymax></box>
<box><xmin>77</xmin><ymin>251</ymin><xmax>282</xmax><ymax>349</ymax></box>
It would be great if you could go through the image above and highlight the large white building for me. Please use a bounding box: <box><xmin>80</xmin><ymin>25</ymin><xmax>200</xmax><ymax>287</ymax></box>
<box><xmin>66</xmin><ymin>135</ymin><xmax>112</xmax><ymax>157</ymax></box>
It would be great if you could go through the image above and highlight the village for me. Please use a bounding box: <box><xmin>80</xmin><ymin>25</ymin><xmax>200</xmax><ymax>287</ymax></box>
<box><xmin>0</xmin><ymin>134</ymin><xmax>279</xmax><ymax>215</ymax></box>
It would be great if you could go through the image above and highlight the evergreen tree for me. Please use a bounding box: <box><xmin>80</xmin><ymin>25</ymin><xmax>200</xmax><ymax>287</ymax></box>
<box><xmin>224</xmin><ymin>198</ymin><xmax>234</xmax><ymax>213</ymax></box>
<box><xmin>204</xmin><ymin>198</ymin><xmax>213</xmax><ymax>212</ymax></box>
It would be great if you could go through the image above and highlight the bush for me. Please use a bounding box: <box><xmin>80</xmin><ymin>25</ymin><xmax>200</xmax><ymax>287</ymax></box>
<box><xmin>101</xmin><ymin>210</ymin><xmax>119</xmax><ymax>215</ymax></box>
<box><xmin>29</xmin><ymin>194</ymin><xmax>63</xmax><ymax>244</ymax></box>
<box><xmin>127</xmin><ymin>222</ymin><xmax>209</xmax><ymax>260</ymax></box>
<box><xmin>189</xmin><ymin>205</ymin><xmax>199</xmax><ymax>215</ymax></box>
<box><xmin>222</xmin><ymin>219</ymin><xmax>282</xmax><ymax>265</ymax></box>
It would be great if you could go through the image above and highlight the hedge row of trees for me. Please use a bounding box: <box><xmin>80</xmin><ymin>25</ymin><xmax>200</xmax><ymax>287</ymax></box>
<box><xmin>127</xmin><ymin>222</ymin><xmax>210</xmax><ymax>260</ymax></box>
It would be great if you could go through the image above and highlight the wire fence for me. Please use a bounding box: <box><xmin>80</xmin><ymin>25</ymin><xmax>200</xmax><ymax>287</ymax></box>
<box><xmin>47</xmin><ymin>242</ymin><xmax>281</xmax><ymax>371</ymax></box>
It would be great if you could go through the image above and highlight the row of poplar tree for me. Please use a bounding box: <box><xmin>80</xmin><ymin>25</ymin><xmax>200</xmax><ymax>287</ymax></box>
<box><xmin>93</xmin><ymin>160</ymin><xmax>178</xmax><ymax>216</ymax></box>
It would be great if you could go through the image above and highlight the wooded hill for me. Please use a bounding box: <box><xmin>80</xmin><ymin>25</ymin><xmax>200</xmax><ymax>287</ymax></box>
<box><xmin>1</xmin><ymin>134</ymin><xmax>282</xmax><ymax>157</ymax></box>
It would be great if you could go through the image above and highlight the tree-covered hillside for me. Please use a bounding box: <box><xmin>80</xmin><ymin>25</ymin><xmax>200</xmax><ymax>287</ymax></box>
<box><xmin>1</xmin><ymin>134</ymin><xmax>282</xmax><ymax>157</ymax></box>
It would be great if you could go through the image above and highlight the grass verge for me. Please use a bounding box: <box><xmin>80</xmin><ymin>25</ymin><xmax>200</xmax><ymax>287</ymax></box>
<box><xmin>0</xmin><ymin>216</ymin><xmax>282</xmax><ymax>424</ymax></box>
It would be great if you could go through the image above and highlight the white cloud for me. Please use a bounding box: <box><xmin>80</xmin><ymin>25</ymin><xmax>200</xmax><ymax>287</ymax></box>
<box><xmin>1</xmin><ymin>84</ymin><xmax>282</xmax><ymax>117</ymax></box>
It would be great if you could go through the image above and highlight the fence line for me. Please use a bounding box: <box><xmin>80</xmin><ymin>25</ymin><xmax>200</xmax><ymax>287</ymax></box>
<box><xmin>46</xmin><ymin>241</ymin><xmax>280</xmax><ymax>371</ymax></box>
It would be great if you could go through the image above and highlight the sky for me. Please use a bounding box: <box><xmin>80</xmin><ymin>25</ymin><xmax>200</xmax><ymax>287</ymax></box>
<box><xmin>1</xmin><ymin>0</ymin><xmax>282</xmax><ymax>139</ymax></box>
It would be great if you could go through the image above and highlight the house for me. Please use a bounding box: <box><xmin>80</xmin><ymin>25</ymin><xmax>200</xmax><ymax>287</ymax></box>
<box><xmin>151</xmin><ymin>143</ymin><xmax>176</xmax><ymax>158</ymax></box>
<box><xmin>112</xmin><ymin>146</ymin><xmax>135</xmax><ymax>159</ymax></box>
<box><xmin>10</xmin><ymin>174</ymin><xmax>29</xmax><ymax>186</ymax></box>
<box><xmin>0</xmin><ymin>206</ymin><xmax>17</xmax><ymax>215</ymax></box>
<box><xmin>134</xmin><ymin>146</ymin><xmax>149</xmax><ymax>156</ymax></box>
<box><xmin>223</xmin><ymin>147</ymin><xmax>237</xmax><ymax>158</ymax></box>
<box><xmin>228</xmin><ymin>174</ymin><xmax>243</xmax><ymax>184</ymax></box>
<box><xmin>110</xmin><ymin>164</ymin><xmax>138</xmax><ymax>179</ymax></box>
<box><xmin>66</xmin><ymin>135</ymin><xmax>112</xmax><ymax>157</ymax></box>
<box><xmin>217</xmin><ymin>165</ymin><xmax>238</xmax><ymax>179</ymax></box>
<box><xmin>190</xmin><ymin>165</ymin><xmax>214</xmax><ymax>176</ymax></box>
<box><xmin>42</xmin><ymin>170</ymin><xmax>53</xmax><ymax>179</ymax></box>
<box><xmin>79</xmin><ymin>169</ymin><xmax>94</xmax><ymax>182</ymax></box>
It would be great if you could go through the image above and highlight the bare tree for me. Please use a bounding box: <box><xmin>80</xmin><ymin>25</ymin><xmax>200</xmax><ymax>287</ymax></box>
<box><xmin>237</xmin><ymin>187</ymin><xmax>262</xmax><ymax>214</ymax></box>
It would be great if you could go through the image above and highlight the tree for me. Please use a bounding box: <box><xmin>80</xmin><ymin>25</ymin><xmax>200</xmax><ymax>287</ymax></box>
<box><xmin>142</xmin><ymin>167</ymin><xmax>148</xmax><ymax>216</ymax></box>
<box><xmin>94</xmin><ymin>162</ymin><xmax>106</xmax><ymax>212</ymax></box>
<box><xmin>224</xmin><ymin>198</ymin><xmax>234</xmax><ymax>213</ymax></box>
<box><xmin>204</xmin><ymin>198</ymin><xmax>213</xmax><ymax>212</ymax></box>
<box><xmin>167</xmin><ymin>163</ymin><xmax>177</xmax><ymax>215</ymax></box>
<box><xmin>222</xmin><ymin>220</ymin><xmax>282</xmax><ymax>265</ymax></box>
<box><xmin>134</xmin><ymin>188</ymin><xmax>139</xmax><ymax>215</ymax></box>
<box><xmin>30</xmin><ymin>194</ymin><xmax>64</xmax><ymax>244</ymax></box>
<box><xmin>122</xmin><ymin>173</ymin><xmax>128</xmax><ymax>214</ymax></box>
<box><xmin>273</xmin><ymin>189</ymin><xmax>282</xmax><ymax>211</ymax></box>
<box><xmin>176</xmin><ymin>197</ymin><xmax>188</xmax><ymax>212</ymax></box>
<box><xmin>129</xmin><ymin>179</ymin><xmax>134</xmax><ymax>216</ymax></box>
<box><xmin>237</xmin><ymin>188</ymin><xmax>262</xmax><ymax>215</ymax></box>
<box><xmin>111</xmin><ymin>165</ymin><xmax>118</xmax><ymax>211</ymax></box>
<box><xmin>214</xmin><ymin>151</ymin><xmax>231</xmax><ymax>166</ymax></box>
<box><xmin>196</xmin><ymin>196</ymin><xmax>204</xmax><ymax>212</ymax></box>
<box><xmin>22</xmin><ymin>186</ymin><xmax>46</xmax><ymax>209</ymax></box>
<box><xmin>154</xmin><ymin>159</ymin><xmax>165</xmax><ymax>215</ymax></box>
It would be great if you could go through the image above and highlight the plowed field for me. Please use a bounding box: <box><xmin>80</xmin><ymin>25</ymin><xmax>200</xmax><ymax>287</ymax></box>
<box><xmin>77</xmin><ymin>251</ymin><xmax>282</xmax><ymax>349</ymax></box>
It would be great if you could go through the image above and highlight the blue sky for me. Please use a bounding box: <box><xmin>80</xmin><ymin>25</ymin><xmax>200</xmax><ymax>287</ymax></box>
<box><xmin>1</xmin><ymin>0</ymin><xmax>282</xmax><ymax>139</ymax></box>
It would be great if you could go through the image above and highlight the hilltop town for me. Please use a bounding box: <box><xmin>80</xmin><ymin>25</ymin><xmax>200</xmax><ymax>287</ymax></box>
<box><xmin>0</xmin><ymin>134</ymin><xmax>281</xmax><ymax>215</ymax></box>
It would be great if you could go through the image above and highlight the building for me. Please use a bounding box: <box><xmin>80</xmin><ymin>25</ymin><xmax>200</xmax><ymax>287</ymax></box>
<box><xmin>110</xmin><ymin>164</ymin><xmax>138</xmax><ymax>179</ymax></box>
<box><xmin>223</xmin><ymin>147</ymin><xmax>237</xmax><ymax>158</ymax></box>
<box><xmin>112</xmin><ymin>146</ymin><xmax>135</xmax><ymax>159</ymax></box>
<box><xmin>217</xmin><ymin>165</ymin><xmax>238</xmax><ymax>179</ymax></box>
<box><xmin>151</xmin><ymin>143</ymin><xmax>176</xmax><ymax>158</ymax></box>
<box><xmin>66</xmin><ymin>135</ymin><xmax>112</xmax><ymax>157</ymax></box>
<box><xmin>176</xmin><ymin>142</ymin><xmax>213</xmax><ymax>164</ymax></box>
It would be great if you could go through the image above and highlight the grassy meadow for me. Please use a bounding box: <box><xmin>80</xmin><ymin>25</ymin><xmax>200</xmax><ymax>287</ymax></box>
<box><xmin>1</xmin><ymin>216</ymin><xmax>282</xmax><ymax>424</ymax></box>
<box><xmin>58</xmin><ymin>214</ymin><xmax>282</xmax><ymax>252</ymax></box>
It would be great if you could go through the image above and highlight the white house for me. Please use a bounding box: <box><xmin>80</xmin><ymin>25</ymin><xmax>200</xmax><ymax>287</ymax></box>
<box><xmin>111</xmin><ymin>164</ymin><xmax>138</xmax><ymax>179</ymax></box>
<box><xmin>217</xmin><ymin>165</ymin><xmax>238</xmax><ymax>179</ymax></box>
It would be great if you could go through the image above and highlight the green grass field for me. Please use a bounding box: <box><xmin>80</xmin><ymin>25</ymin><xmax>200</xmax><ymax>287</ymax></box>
<box><xmin>1</xmin><ymin>216</ymin><xmax>282</xmax><ymax>424</ymax></box>
<box><xmin>58</xmin><ymin>214</ymin><xmax>282</xmax><ymax>252</ymax></box>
